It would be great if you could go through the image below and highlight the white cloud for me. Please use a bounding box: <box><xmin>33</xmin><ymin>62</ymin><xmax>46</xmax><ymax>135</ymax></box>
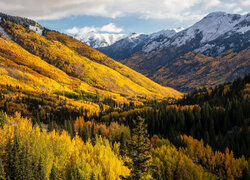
<box><xmin>100</xmin><ymin>23</ymin><xmax>123</xmax><ymax>33</ymax></box>
<box><xmin>66</xmin><ymin>23</ymin><xmax>124</xmax><ymax>35</ymax></box>
<box><xmin>204</xmin><ymin>0</ymin><xmax>222</xmax><ymax>9</ymax></box>
<box><xmin>233</xmin><ymin>8</ymin><xmax>242</xmax><ymax>13</ymax></box>
<box><xmin>66</xmin><ymin>27</ymin><xmax>80</xmax><ymax>34</ymax></box>
<box><xmin>241</xmin><ymin>0</ymin><xmax>250</xmax><ymax>7</ymax></box>
<box><xmin>0</xmin><ymin>0</ymin><xmax>248</xmax><ymax>22</ymax></box>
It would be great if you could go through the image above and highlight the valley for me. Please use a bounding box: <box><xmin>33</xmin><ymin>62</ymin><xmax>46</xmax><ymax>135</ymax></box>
<box><xmin>0</xmin><ymin>11</ymin><xmax>249</xmax><ymax>180</ymax></box>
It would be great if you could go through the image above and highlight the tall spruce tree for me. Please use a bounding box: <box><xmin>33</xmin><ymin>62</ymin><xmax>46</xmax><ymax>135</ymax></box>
<box><xmin>49</xmin><ymin>163</ymin><xmax>57</xmax><ymax>180</ymax></box>
<box><xmin>37</xmin><ymin>157</ymin><xmax>45</xmax><ymax>180</ymax></box>
<box><xmin>0</xmin><ymin>159</ymin><xmax>6</xmax><ymax>180</ymax></box>
<box><xmin>119</xmin><ymin>132</ymin><xmax>127</xmax><ymax>157</ymax></box>
<box><xmin>125</xmin><ymin>116</ymin><xmax>151</xmax><ymax>179</ymax></box>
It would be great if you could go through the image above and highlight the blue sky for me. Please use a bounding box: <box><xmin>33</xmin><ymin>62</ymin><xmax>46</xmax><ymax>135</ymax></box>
<box><xmin>1</xmin><ymin>0</ymin><xmax>249</xmax><ymax>34</ymax></box>
<box><xmin>38</xmin><ymin>14</ymin><xmax>189</xmax><ymax>34</ymax></box>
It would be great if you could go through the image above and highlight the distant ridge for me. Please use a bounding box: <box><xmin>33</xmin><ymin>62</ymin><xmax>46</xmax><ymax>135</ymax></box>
<box><xmin>97</xmin><ymin>12</ymin><xmax>250</xmax><ymax>92</ymax></box>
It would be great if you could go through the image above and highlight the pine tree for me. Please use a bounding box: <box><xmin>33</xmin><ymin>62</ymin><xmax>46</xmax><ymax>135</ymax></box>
<box><xmin>90</xmin><ymin>171</ymin><xmax>95</xmax><ymax>180</ymax></box>
<box><xmin>37</xmin><ymin>157</ymin><xmax>45</xmax><ymax>180</ymax></box>
<box><xmin>49</xmin><ymin>163</ymin><xmax>57</xmax><ymax>180</ymax></box>
<box><xmin>0</xmin><ymin>159</ymin><xmax>6</xmax><ymax>180</ymax></box>
<box><xmin>0</xmin><ymin>111</ymin><xmax>9</xmax><ymax>128</ymax></box>
<box><xmin>119</xmin><ymin>132</ymin><xmax>126</xmax><ymax>157</ymax></box>
<box><xmin>125</xmin><ymin>116</ymin><xmax>151</xmax><ymax>179</ymax></box>
<box><xmin>68</xmin><ymin>167</ymin><xmax>82</xmax><ymax>180</ymax></box>
<box><xmin>12</xmin><ymin>135</ymin><xmax>20</xmax><ymax>180</ymax></box>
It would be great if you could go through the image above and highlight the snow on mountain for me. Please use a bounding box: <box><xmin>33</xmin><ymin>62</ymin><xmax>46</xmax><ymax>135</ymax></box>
<box><xmin>29</xmin><ymin>25</ymin><xmax>43</xmax><ymax>35</ymax></box>
<box><xmin>135</xmin><ymin>12</ymin><xmax>250</xmax><ymax>54</ymax></box>
<box><xmin>172</xmin><ymin>12</ymin><xmax>250</xmax><ymax>48</ymax></box>
<box><xmin>74</xmin><ymin>26</ymin><xmax>184</xmax><ymax>51</ymax></box>
<box><xmin>0</xmin><ymin>18</ymin><xmax>11</xmax><ymax>40</ymax></box>
<box><xmin>75</xmin><ymin>12</ymin><xmax>249</xmax><ymax>59</ymax></box>
<box><xmin>0</xmin><ymin>25</ymin><xmax>11</xmax><ymax>40</ymax></box>
<box><xmin>71</xmin><ymin>31</ymin><xmax>126</xmax><ymax>48</ymax></box>
<box><xmin>117</xmin><ymin>33</ymin><xmax>148</xmax><ymax>48</ymax></box>
<box><xmin>149</xmin><ymin>27</ymin><xmax>184</xmax><ymax>40</ymax></box>
<box><xmin>142</xmin><ymin>28</ymin><xmax>184</xmax><ymax>53</ymax></box>
<box><xmin>126</xmin><ymin>33</ymin><xmax>144</xmax><ymax>42</ymax></box>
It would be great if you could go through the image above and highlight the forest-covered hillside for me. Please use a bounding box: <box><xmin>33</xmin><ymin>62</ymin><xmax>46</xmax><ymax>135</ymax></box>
<box><xmin>0</xmin><ymin>13</ymin><xmax>249</xmax><ymax>180</ymax></box>
<box><xmin>0</xmin><ymin>74</ymin><xmax>249</xmax><ymax>180</ymax></box>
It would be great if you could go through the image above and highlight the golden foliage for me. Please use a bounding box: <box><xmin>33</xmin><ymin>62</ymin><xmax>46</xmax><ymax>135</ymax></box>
<box><xmin>180</xmin><ymin>135</ymin><xmax>248</xmax><ymax>179</ymax></box>
<box><xmin>0</xmin><ymin>113</ymin><xmax>130</xmax><ymax>179</ymax></box>
<box><xmin>0</xmin><ymin>21</ymin><xmax>182</xmax><ymax>110</ymax></box>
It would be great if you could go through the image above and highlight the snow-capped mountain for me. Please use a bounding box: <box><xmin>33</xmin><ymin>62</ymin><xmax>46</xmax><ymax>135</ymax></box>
<box><xmin>71</xmin><ymin>31</ymin><xmax>126</xmax><ymax>48</ymax></box>
<box><xmin>99</xmin><ymin>12</ymin><xmax>250</xmax><ymax>61</ymax></box>
<box><xmin>100</xmin><ymin>12</ymin><xmax>250</xmax><ymax>92</ymax></box>
<box><xmin>142</xmin><ymin>11</ymin><xmax>250</xmax><ymax>55</ymax></box>
<box><xmin>142</xmin><ymin>27</ymin><xmax>184</xmax><ymax>53</ymax></box>
<box><xmin>98</xmin><ymin>33</ymin><xmax>149</xmax><ymax>60</ymax></box>
<box><xmin>71</xmin><ymin>25</ymin><xmax>184</xmax><ymax>59</ymax></box>
<box><xmin>64</xmin><ymin>12</ymin><xmax>249</xmax><ymax>92</ymax></box>
<box><xmin>98</xmin><ymin>27</ymin><xmax>184</xmax><ymax>60</ymax></box>
<box><xmin>168</xmin><ymin>12</ymin><xmax>250</xmax><ymax>55</ymax></box>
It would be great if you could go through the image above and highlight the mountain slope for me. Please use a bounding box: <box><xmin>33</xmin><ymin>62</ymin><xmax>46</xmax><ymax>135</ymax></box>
<box><xmin>44</xmin><ymin>31</ymin><xmax>179</xmax><ymax>98</ymax></box>
<box><xmin>0</xmin><ymin>13</ymin><xmax>182</xmax><ymax>107</ymax></box>
<box><xmin>151</xmin><ymin>48</ymin><xmax>250</xmax><ymax>91</ymax></box>
<box><xmin>98</xmin><ymin>28</ymin><xmax>184</xmax><ymax>60</ymax></box>
<box><xmin>99</xmin><ymin>12</ymin><xmax>250</xmax><ymax>92</ymax></box>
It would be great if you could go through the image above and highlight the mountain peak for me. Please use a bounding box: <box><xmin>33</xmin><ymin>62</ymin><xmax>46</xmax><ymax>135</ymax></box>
<box><xmin>206</xmin><ymin>11</ymin><xmax>227</xmax><ymax>17</ymax></box>
<box><xmin>177</xmin><ymin>11</ymin><xmax>250</xmax><ymax>45</ymax></box>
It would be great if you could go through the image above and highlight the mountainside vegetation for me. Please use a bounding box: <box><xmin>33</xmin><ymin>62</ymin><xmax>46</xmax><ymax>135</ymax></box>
<box><xmin>122</xmin><ymin>46</ymin><xmax>250</xmax><ymax>92</ymax></box>
<box><xmin>99</xmin><ymin>74</ymin><xmax>250</xmax><ymax>159</ymax></box>
<box><xmin>0</xmin><ymin>72</ymin><xmax>249</xmax><ymax>180</ymax></box>
<box><xmin>0</xmin><ymin>20</ymin><xmax>181</xmax><ymax>99</ymax></box>
<box><xmin>100</xmin><ymin>12</ymin><xmax>250</xmax><ymax>92</ymax></box>
<box><xmin>0</xmin><ymin>13</ymin><xmax>249</xmax><ymax>180</ymax></box>
<box><xmin>0</xmin><ymin>17</ymin><xmax>181</xmax><ymax>124</ymax></box>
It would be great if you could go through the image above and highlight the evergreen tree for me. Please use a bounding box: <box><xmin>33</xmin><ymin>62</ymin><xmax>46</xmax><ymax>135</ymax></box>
<box><xmin>37</xmin><ymin>157</ymin><xmax>45</xmax><ymax>180</ymax></box>
<box><xmin>125</xmin><ymin>117</ymin><xmax>151</xmax><ymax>179</ymax></box>
<box><xmin>0</xmin><ymin>111</ymin><xmax>9</xmax><ymax>128</ymax></box>
<box><xmin>68</xmin><ymin>167</ymin><xmax>82</xmax><ymax>180</ymax></box>
<box><xmin>49</xmin><ymin>163</ymin><xmax>57</xmax><ymax>180</ymax></box>
<box><xmin>0</xmin><ymin>159</ymin><xmax>6</xmax><ymax>180</ymax></box>
<box><xmin>12</xmin><ymin>135</ymin><xmax>20</xmax><ymax>180</ymax></box>
<box><xmin>90</xmin><ymin>171</ymin><xmax>95</xmax><ymax>180</ymax></box>
<box><xmin>119</xmin><ymin>132</ymin><xmax>126</xmax><ymax>157</ymax></box>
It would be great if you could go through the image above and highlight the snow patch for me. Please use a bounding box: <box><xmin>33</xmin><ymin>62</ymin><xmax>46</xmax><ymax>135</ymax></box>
<box><xmin>235</xmin><ymin>26</ymin><xmax>250</xmax><ymax>33</ymax></box>
<box><xmin>149</xmin><ymin>29</ymin><xmax>177</xmax><ymax>39</ymax></box>
<box><xmin>194</xmin><ymin>44</ymin><xmax>215</xmax><ymax>53</ymax></box>
<box><xmin>173</xmin><ymin>27</ymin><xmax>185</xmax><ymax>32</ymax></box>
<box><xmin>0</xmin><ymin>25</ymin><xmax>11</xmax><ymax>40</ymax></box>
<box><xmin>127</xmin><ymin>33</ymin><xmax>141</xmax><ymax>40</ymax></box>
<box><xmin>29</xmin><ymin>25</ymin><xmax>43</xmax><ymax>35</ymax></box>
<box><xmin>217</xmin><ymin>46</ymin><xmax>225</xmax><ymax>54</ymax></box>
<box><xmin>143</xmin><ymin>41</ymin><xmax>161</xmax><ymax>53</ymax></box>
<box><xmin>142</xmin><ymin>28</ymin><xmax>184</xmax><ymax>53</ymax></box>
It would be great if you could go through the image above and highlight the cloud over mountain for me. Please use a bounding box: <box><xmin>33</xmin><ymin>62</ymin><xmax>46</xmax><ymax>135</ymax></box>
<box><xmin>66</xmin><ymin>23</ymin><xmax>126</xmax><ymax>48</ymax></box>
<box><xmin>66</xmin><ymin>23</ymin><xmax>123</xmax><ymax>34</ymax></box>
<box><xmin>0</xmin><ymin>0</ymin><xmax>249</xmax><ymax>22</ymax></box>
